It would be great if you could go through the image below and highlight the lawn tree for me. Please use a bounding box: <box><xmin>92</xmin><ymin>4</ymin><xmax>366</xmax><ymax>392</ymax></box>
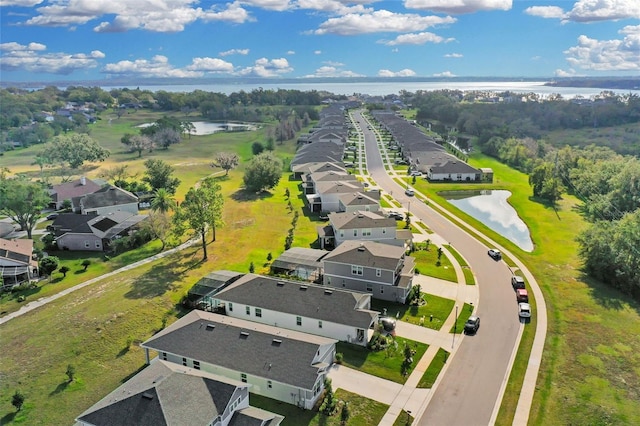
<box><xmin>173</xmin><ymin>177</ymin><xmax>224</xmax><ymax>261</ymax></box>
<box><xmin>122</xmin><ymin>134</ymin><xmax>155</xmax><ymax>158</ymax></box>
<box><xmin>59</xmin><ymin>266</ymin><xmax>70</xmax><ymax>278</ymax></box>
<box><xmin>12</xmin><ymin>391</ymin><xmax>25</xmax><ymax>412</ymax></box>
<box><xmin>81</xmin><ymin>259</ymin><xmax>91</xmax><ymax>271</ymax></box>
<box><xmin>243</xmin><ymin>152</ymin><xmax>283</xmax><ymax>193</ymax></box>
<box><xmin>40</xmin><ymin>256</ymin><xmax>59</xmax><ymax>281</ymax></box>
<box><xmin>320</xmin><ymin>378</ymin><xmax>338</xmax><ymax>416</ymax></box>
<box><xmin>43</xmin><ymin>133</ymin><xmax>110</xmax><ymax>170</ymax></box>
<box><xmin>341</xmin><ymin>402</ymin><xmax>350</xmax><ymax>425</ymax></box>
<box><xmin>66</xmin><ymin>364</ymin><xmax>76</xmax><ymax>382</ymax></box>
<box><xmin>143</xmin><ymin>210</ymin><xmax>172</xmax><ymax>251</ymax></box>
<box><xmin>181</xmin><ymin>120</ymin><xmax>196</xmax><ymax>139</ymax></box>
<box><xmin>101</xmin><ymin>165</ymin><xmax>134</xmax><ymax>188</ymax></box>
<box><xmin>143</xmin><ymin>159</ymin><xmax>181</xmax><ymax>195</ymax></box>
<box><xmin>0</xmin><ymin>177</ymin><xmax>50</xmax><ymax>239</ymax></box>
<box><xmin>153</xmin><ymin>127</ymin><xmax>182</xmax><ymax>149</ymax></box>
<box><xmin>528</xmin><ymin>161</ymin><xmax>563</xmax><ymax>203</ymax></box>
<box><xmin>211</xmin><ymin>152</ymin><xmax>239</xmax><ymax>176</ymax></box>
<box><xmin>150</xmin><ymin>188</ymin><xmax>177</xmax><ymax>213</ymax></box>
<box><xmin>251</xmin><ymin>141</ymin><xmax>264</xmax><ymax>155</ymax></box>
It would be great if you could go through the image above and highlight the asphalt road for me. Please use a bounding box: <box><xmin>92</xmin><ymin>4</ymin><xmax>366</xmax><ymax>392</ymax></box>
<box><xmin>352</xmin><ymin>111</ymin><xmax>522</xmax><ymax>425</ymax></box>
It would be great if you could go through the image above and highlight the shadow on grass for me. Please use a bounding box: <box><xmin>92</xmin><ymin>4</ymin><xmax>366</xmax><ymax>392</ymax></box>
<box><xmin>231</xmin><ymin>189</ymin><xmax>275</xmax><ymax>202</ymax></box>
<box><xmin>119</xmin><ymin>364</ymin><xmax>148</xmax><ymax>384</ymax></box>
<box><xmin>124</xmin><ymin>261</ymin><xmax>183</xmax><ymax>299</ymax></box>
<box><xmin>580</xmin><ymin>271</ymin><xmax>629</xmax><ymax>312</ymax></box>
<box><xmin>0</xmin><ymin>412</ymin><xmax>16</xmax><ymax>424</ymax></box>
<box><xmin>49</xmin><ymin>381</ymin><xmax>70</xmax><ymax>396</ymax></box>
<box><xmin>73</xmin><ymin>269</ymin><xmax>88</xmax><ymax>275</ymax></box>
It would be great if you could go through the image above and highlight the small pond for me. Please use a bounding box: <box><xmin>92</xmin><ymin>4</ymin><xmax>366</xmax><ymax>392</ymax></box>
<box><xmin>441</xmin><ymin>189</ymin><xmax>534</xmax><ymax>252</ymax></box>
<box><xmin>138</xmin><ymin>121</ymin><xmax>257</xmax><ymax>135</ymax></box>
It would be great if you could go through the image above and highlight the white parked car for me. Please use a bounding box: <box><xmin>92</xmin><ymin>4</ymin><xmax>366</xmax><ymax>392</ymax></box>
<box><xmin>410</xmin><ymin>171</ymin><xmax>422</xmax><ymax>177</ymax></box>
<box><xmin>405</xmin><ymin>187</ymin><xmax>415</xmax><ymax>196</ymax></box>
<box><xmin>518</xmin><ymin>302</ymin><xmax>532</xmax><ymax>318</ymax></box>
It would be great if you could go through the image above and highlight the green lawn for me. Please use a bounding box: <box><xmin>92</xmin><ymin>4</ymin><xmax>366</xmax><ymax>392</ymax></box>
<box><xmin>411</xmin><ymin>247</ymin><xmax>457</xmax><ymax>282</ymax></box>
<box><xmin>417</xmin><ymin>348</ymin><xmax>450</xmax><ymax>388</ymax></box>
<box><xmin>372</xmin><ymin>295</ymin><xmax>455</xmax><ymax>331</ymax></box>
<box><xmin>444</xmin><ymin>244</ymin><xmax>475</xmax><ymax>285</ymax></box>
<box><xmin>250</xmin><ymin>389</ymin><xmax>389</xmax><ymax>426</ymax></box>
<box><xmin>337</xmin><ymin>338</ymin><xmax>428</xmax><ymax>384</ymax></box>
<box><xmin>392</xmin><ymin>409</ymin><xmax>415</xmax><ymax>426</ymax></box>
<box><xmin>450</xmin><ymin>303</ymin><xmax>475</xmax><ymax>334</ymax></box>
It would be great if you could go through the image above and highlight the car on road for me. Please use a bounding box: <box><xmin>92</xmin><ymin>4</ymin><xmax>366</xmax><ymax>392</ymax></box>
<box><xmin>410</xmin><ymin>171</ymin><xmax>422</xmax><ymax>177</ymax></box>
<box><xmin>511</xmin><ymin>275</ymin><xmax>525</xmax><ymax>289</ymax></box>
<box><xmin>464</xmin><ymin>316</ymin><xmax>480</xmax><ymax>334</ymax></box>
<box><xmin>318</xmin><ymin>214</ymin><xmax>329</xmax><ymax>221</ymax></box>
<box><xmin>488</xmin><ymin>249</ymin><xmax>502</xmax><ymax>260</ymax></box>
<box><xmin>405</xmin><ymin>187</ymin><xmax>415</xmax><ymax>196</ymax></box>
<box><xmin>516</xmin><ymin>289</ymin><xmax>529</xmax><ymax>303</ymax></box>
<box><xmin>518</xmin><ymin>302</ymin><xmax>532</xmax><ymax>318</ymax></box>
<box><xmin>46</xmin><ymin>213</ymin><xmax>59</xmax><ymax>220</ymax></box>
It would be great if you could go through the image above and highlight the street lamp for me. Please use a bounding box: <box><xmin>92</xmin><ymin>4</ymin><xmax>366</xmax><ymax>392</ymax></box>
<box><xmin>406</xmin><ymin>410</ymin><xmax>412</xmax><ymax>426</ymax></box>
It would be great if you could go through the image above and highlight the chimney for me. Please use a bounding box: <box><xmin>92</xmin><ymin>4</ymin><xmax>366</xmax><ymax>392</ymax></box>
<box><xmin>80</xmin><ymin>176</ymin><xmax>86</xmax><ymax>186</ymax></box>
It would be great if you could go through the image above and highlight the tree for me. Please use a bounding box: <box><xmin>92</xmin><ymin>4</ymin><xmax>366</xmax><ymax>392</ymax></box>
<box><xmin>211</xmin><ymin>152</ymin><xmax>239</xmax><ymax>176</ymax></box>
<box><xmin>143</xmin><ymin>159</ymin><xmax>181</xmax><ymax>194</ymax></box>
<box><xmin>81</xmin><ymin>259</ymin><xmax>91</xmax><ymax>271</ymax></box>
<box><xmin>40</xmin><ymin>256</ymin><xmax>59</xmax><ymax>280</ymax></box>
<box><xmin>249</xmin><ymin>262</ymin><xmax>255</xmax><ymax>273</ymax></box>
<box><xmin>143</xmin><ymin>211</ymin><xmax>172</xmax><ymax>251</ymax></box>
<box><xmin>59</xmin><ymin>266</ymin><xmax>70</xmax><ymax>278</ymax></box>
<box><xmin>153</xmin><ymin>127</ymin><xmax>182</xmax><ymax>149</ymax></box>
<box><xmin>341</xmin><ymin>402</ymin><xmax>350</xmax><ymax>425</ymax></box>
<box><xmin>123</xmin><ymin>134</ymin><xmax>154</xmax><ymax>157</ymax></box>
<box><xmin>251</xmin><ymin>141</ymin><xmax>264</xmax><ymax>155</ymax></box>
<box><xmin>529</xmin><ymin>162</ymin><xmax>563</xmax><ymax>203</ymax></box>
<box><xmin>243</xmin><ymin>152</ymin><xmax>283</xmax><ymax>193</ymax></box>
<box><xmin>12</xmin><ymin>391</ymin><xmax>25</xmax><ymax>412</ymax></box>
<box><xmin>44</xmin><ymin>133</ymin><xmax>110</xmax><ymax>169</ymax></box>
<box><xmin>66</xmin><ymin>364</ymin><xmax>76</xmax><ymax>382</ymax></box>
<box><xmin>150</xmin><ymin>188</ymin><xmax>177</xmax><ymax>213</ymax></box>
<box><xmin>320</xmin><ymin>378</ymin><xmax>338</xmax><ymax>416</ymax></box>
<box><xmin>0</xmin><ymin>177</ymin><xmax>50</xmax><ymax>239</ymax></box>
<box><xmin>173</xmin><ymin>177</ymin><xmax>224</xmax><ymax>260</ymax></box>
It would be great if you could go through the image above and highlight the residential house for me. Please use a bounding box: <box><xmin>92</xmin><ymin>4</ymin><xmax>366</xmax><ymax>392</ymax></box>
<box><xmin>270</xmin><ymin>247</ymin><xmax>329</xmax><ymax>282</ymax></box>
<box><xmin>0</xmin><ymin>238</ymin><xmax>38</xmax><ymax>289</ymax></box>
<box><xmin>75</xmin><ymin>359</ymin><xmax>283</xmax><ymax>426</ymax></box>
<box><xmin>303</xmin><ymin>170</ymin><xmax>357</xmax><ymax>195</ymax></box>
<box><xmin>51</xmin><ymin>211</ymin><xmax>147</xmax><ymax>251</ymax></box>
<box><xmin>142</xmin><ymin>311</ymin><xmax>336</xmax><ymax>409</ymax></box>
<box><xmin>48</xmin><ymin>177</ymin><xmax>102</xmax><ymax>210</ymax></box>
<box><xmin>318</xmin><ymin>211</ymin><xmax>410</xmax><ymax>249</ymax></box>
<box><xmin>322</xmin><ymin>240</ymin><xmax>415</xmax><ymax>303</ymax></box>
<box><xmin>186</xmin><ymin>270</ymin><xmax>245</xmax><ymax>310</ymax></box>
<box><xmin>212</xmin><ymin>273</ymin><xmax>379</xmax><ymax>346</ymax></box>
<box><xmin>337</xmin><ymin>191</ymin><xmax>381</xmax><ymax>214</ymax></box>
<box><xmin>313</xmin><ymin>181</ymin><xmax>365</xmax><ymax>213</ymax></box>
<box><xmin>77</xmin><ymin>185</ymin><xmax>139</xmax><ymax>216</ymax></box>
<box><xmin>427</xmin><ymin>159</ymin><xmax>482</xmax><ymax>182</ymax></box>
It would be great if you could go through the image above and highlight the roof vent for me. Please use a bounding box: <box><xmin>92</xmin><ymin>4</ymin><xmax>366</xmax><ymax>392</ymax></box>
<box><xmin>142</xmin><ymin>392</ymin><xmax>154</xmax><ymax>400</ymax></box>
<box><xmin>300</xmin><ymin>285</ymin><xmax>308</xmax><ymax>290</ymax></box>
<box><xmin>240</xmin><ymin>331</ymin><xmax>249</xmax><ymax>337</ymax></box>
<box><xmin>272</xmin><ymin>339</ymin><xmax>282</xmax><ymax>345</ymax></box>
<box><xmin>277</xmin><ymin>281</ymin><xmax>285</xmax><ymax>287</ymax></box>
<box><xmin>324</xmin><ymin>289</ymin><xmax>333</xmax><ymax>295</ymax></box>
<box><xmin>205</xmin><ymin>324</ymin><xmax>215</xmax><ymax>331</ymax></box>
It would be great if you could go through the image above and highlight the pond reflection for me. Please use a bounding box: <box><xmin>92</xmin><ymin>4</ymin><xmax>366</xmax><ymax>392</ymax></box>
<box><xmin>442</xmin><ymin>190</ymin><xmax>534</xmax><ymax>252</ymax></box>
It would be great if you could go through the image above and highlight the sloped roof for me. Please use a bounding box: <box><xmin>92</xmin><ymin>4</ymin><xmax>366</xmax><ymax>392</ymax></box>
<box><xmin>271</xmin><ymin>247</ymin><xmax>329</xmax><ymax>271</ymax></box>
<box><xmin>429</xmin><ymin>159</ymin><xmax>481</xmax><ymax>174</ymax></box>
<box><xmin>49</xmin><ymin>178</ymin><xmax>102</xmax><ymax>202</ymax></box>
<box><xmin>338</xmin><ymin>191</ymin><xmax>381</xmax><ymax>207</ymax></box>
<box><xmin>316</xmin><ymin>181</ymin><xmax>363</xmax><ymax>195</ymax></box>
<box><xmin>142</xmin><ymin>311</ymin><xmax>336</xmax><ymax>390</ymax></box>
<box><xmin>329</xmin><ymin>210</ymin><xmax>393</xmax><ymax>230</ymax></box>
<box><xmin>215</xmin><ymin>273</ymin><xmax>377</xmax><ymax>329</ymax></box>
<box><xmin>188</xmin><ymin>270</ymin><xmax>245</xmax><ymax>297</ymax></box>
<box><xmin>80</xmin><ymin>185</ymin><xmax>138</xmax><ymax>209</ymax></box>
<box><xmin>229</xmin><ymin>406</ymin><xmax>284</xmax><ymax>426</ymax></box>
<box><xmin>323</xmin><ymin>240</ymin><xmax>407</xmax><ymax>271</ymax></box>
<box><xmin>76</xmin><ymin>360</ymin><xmax>247</xmax><ymax>426</ymax></box>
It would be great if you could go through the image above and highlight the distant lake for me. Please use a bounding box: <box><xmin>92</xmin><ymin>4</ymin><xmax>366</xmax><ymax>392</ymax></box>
<box><xmin>442</xmin><ymin>190</ymin><xmax>534</xmax><ymax>252</ymax></box>
<box><xmin>138</xmin><ymin>121</ymin><xmax>257</xmax><ymax>135</ymax></box>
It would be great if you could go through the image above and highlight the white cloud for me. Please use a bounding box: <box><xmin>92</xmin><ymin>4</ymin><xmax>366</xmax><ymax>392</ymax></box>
<box><xmin>524</xmin><ymin>6</ymin><xmax>565</xmax><ymax>19</ymax></box>
<box><xmin>304</xmin><ymin>65</ymin><xmax>365</xmax><ymax>78</ymax></box>
<box><xmin>444</xmin><ymin>52</ymin><xmax>463</xmax><ymax>58</ymax></box>
<box><xmin>554</xmin><ymin>68</ymin><xmax>578</xmax><ymax>77</ymax></box>
<box><xmin>323</xmin><ymin>60</ymin><xmax>344</xmax><ymax>66</ymax></box>
<box><xmin>219</xmin><ymin>48</ymin><xmax>250</xmax><ymax>56</ymax></box>
<box><xmin>564</xmin><ymin>26</ymin><xmax>640</xmax><ymax>71</ymax></box>
<box><xmin>433</xmin><ymin>71</ymin><xmax>456</xmax><ymax>77</ymax></box>
<box><xmin>103</xmin><ymin>55</ymin><xmax>203</xmax><ymax>78</ymax></box>
<box><xmin>526</xmin><ymin>1</ymin><xmax>640</xmax><ymax>23</ymax></box>
<box><xmin>0</xmin><ymin>42</ymin><xmax>104</xmax><ymax>75</ymax></box>
<box><xmin>20</xmin><ymin>0</ymin><xmax>251</xmax><ymax>32</ymax></box>
<box><xmin>404</xmin><ymin>0</ymin><xmax>512</xmax><ymax>14</ymax></box>
<box><xmin>240</xmin><ymin>0</ymin><xmax>292</xmax><ymax>12</ymax></box>
<box><xmin>314</xmin><ymin>50</ymin><xmax>322</xmax><ymax>55</ymax></box>
<box><xmin>382</xmin><ymin>31</ymin><xmax>454</xmax><ymax>45</ymax></box>
<box><xmin>312</xmin><ymin>10</ymin><xmax>456</xmax><ymax>35</ymax></box>
<box><xmin>286</xmin><ymin>50</ymin><xmax>296</xmax><ymax>55</ymax></box>
<box><xmin>238</xmin><ymin>57</ymin><xmax>293</xmax><ymax>77</ymax></box>
<box><xmin>378</xmin><ymin>68</ymin><xmax>417</xmax><ymax>77</ymax></box>
<box><xmin>0</xmin><ymin>0</ymin><xmax>43</xmax><ymax>6</ymax></box>
<box><xmin>297</xmin><ymin>0</ymin><xmax>371</xmax><ymax>14</ymax></box>
<box><xmin>565</xmin><ymin>0</ymin><xmax>640</xmax><ymax>23</ymax></box>
<box><xmin>187</xmin><ymin>57</ymin><xmax>235</xmax><ymax>73</ymax></box>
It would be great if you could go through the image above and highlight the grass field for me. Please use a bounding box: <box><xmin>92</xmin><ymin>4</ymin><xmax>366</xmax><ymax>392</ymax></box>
<box><xmin>371</xmin><ymin>295</ymin><xmax>454</xmax><ymax>331</ymax></box>
<box><xmin>417</xmin><ymin>348</ymin><xmax>450</xmax><ymax>389</ymax></box>
<box><xmin>411</xmin><ymin>247</ymin><xmax>457</xmax><ymax>282</ymax></box>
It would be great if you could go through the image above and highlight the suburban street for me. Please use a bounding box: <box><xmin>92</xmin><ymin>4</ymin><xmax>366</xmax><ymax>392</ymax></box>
<box><xmin>352</xmin><ymin>111</ymin><xmax>522</xmax><ymax>425</ymax></box>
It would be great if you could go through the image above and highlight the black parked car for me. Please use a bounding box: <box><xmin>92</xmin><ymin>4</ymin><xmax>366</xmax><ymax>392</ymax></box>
<box><xmin>464</xmin><ymin>316</ymin><xmax>480</xmax><ymax>334</ymax></box>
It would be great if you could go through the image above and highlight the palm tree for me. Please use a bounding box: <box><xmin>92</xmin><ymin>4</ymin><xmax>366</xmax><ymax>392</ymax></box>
<box><xmin>151</xmin><ymin>188</ymin><xmax>177</xmax><ymax>213</ymax></box>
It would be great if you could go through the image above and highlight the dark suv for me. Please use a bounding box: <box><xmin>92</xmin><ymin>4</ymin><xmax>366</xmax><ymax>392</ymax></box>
<box><xmin>511</xmin><ymin>276</ymin><xmax>525</xmax><ymax>289</ymax></box>
<box><xmin>464</xmin><ymin>316</ymin><xmax>480</xmax><ymax>334</ymax></box>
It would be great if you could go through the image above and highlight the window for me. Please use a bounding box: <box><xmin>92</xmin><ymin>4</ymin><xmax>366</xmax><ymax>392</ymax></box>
<box><xmin>296</xmin><ymin>316</ymin><xmax>302</xmax><ymax>326</ymax></box>
<box><xmin>241</xmin><ymin>373</ymin><xmax>247</xmax><ymax>383</ymax></box>
<box><xmin>84</xmin><ymin>240</ymin><xmax>90</xmax><ymax>248</ymax></box>
<box><xmin>363</xmin><ymin>228</ymin><xmax>372</xmax><ymax>236</ymax></box>
<box><xmin>95</xmin><ymin>241</ymin><xmax>101</xmax><ymax>248</ymax></box>
<box><xmin>228</xmin><ymin>302</ymin><xmax>233</xmax><ymax>312</ymax></box>
<box><xmin>161</xmin><ymin>352</ymin><xmax>167</xmax><ymax>361</ymax></box>
<box><xmin>339</xmin><ymin>230</ymin><xmax>344</xmax><ymax>237</ymax></box>
<box><xmin>327</xmin><ymin>277</ymin><xmax>331</xmax><ymax>285</ymax></box>
<box><xmin>318</xmin><ymin>320</ymin><xmax>323</xmax><ymax>329</ymax></box>
<box><xmin>268</xmin><ymin>380</ymin><xmax>273</xmax><ymax>389</ymax></box>
<box><xmin>376</xmin><ymin>268</ymin><xmax>381</xmax><ymax>277</ymax></box>
<box><xmin>246</xmin><ymin>306</ymin><xmax>251</xmax><ymax>315</ymax></box>
<box><xmin>193</xmin><ymin>360</ymin><xmax>200</xmax><ymax>370</ymax></box>
<box><xmin>382</xmin><ymin>229</ymin><xmax>386</xmax><ymax>234</ymax></box>
<box><xmin>380</xmin><ymin>285</ymin><xmax>384</xmax><ymax>294</ymax></box>
<box><xmin>366</xmin><ymin>283</ymin><xmax>373</xmax><ymax>292</ymax></box>
<box><xmin>255</xmin><ymin>308</ymin><xmax>262</xmax><ymax>318</ymax></box>
<box><xmin>353</xmin><ymin>229</ymin><xmax>358</xmax><ymax>236</ymax></box>
<box><xmin>351</xmin><ymin>265</ymin><xmax>363</xmax><ymax>276</ymax></box>
<box><xmin>342</xmin><ymin>279</ymin><xmax>346</xmax><ymax>287</ymax></box>
<box><xmin>182</xmin><ymin>357</ymin><xmax>187</xmax><ymax>366</ymax></box>
<box><xmin>457</xmin><ymin>173</ymin><xmax>462</xmax><ymax>180</ymax></box>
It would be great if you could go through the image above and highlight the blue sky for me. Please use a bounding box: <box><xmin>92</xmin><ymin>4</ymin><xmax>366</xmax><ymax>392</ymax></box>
<box><xmin>0</xmin><ymin>0</ymin><xmax>638</xmax><ymax>82</ymax></box>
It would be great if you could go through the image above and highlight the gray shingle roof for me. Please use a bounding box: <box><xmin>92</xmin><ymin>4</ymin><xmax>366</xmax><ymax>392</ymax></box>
<box><xmin>142</xmin><ymin>311</ymin><xmax>336</xmax><ymax>390</ymax></box>
<box><xmin>229</xmin><ymin>406</ymin><xmax>284</xmax><ymax>426</ymax></box>
<box><xmin>80</xmin><ymin>185</ymin><xmax>138</xmax><ymax>209</ymax></box>
<box><xmin>338</xmin><ymin>191</ymin><xmax>380</xmax><ymax>206</ymax></box>
<box><xmin>323</xmin><ymin>240</ymin><xmax>406</xmax><ymax>270</ymax></box>
<box><xmin>215</xmin><ymin>273</ymin><xmax>377</xmax><ymax>329</ymax></box>
<box><xmin>329</xmin><ymin>210</ymin><xmax>393</xmax><ymax>230</ymax></box>
<box><xmin>76</xmin><ymin>360</ymin><xmax>245</xmax><ymax>426</ymax></box>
